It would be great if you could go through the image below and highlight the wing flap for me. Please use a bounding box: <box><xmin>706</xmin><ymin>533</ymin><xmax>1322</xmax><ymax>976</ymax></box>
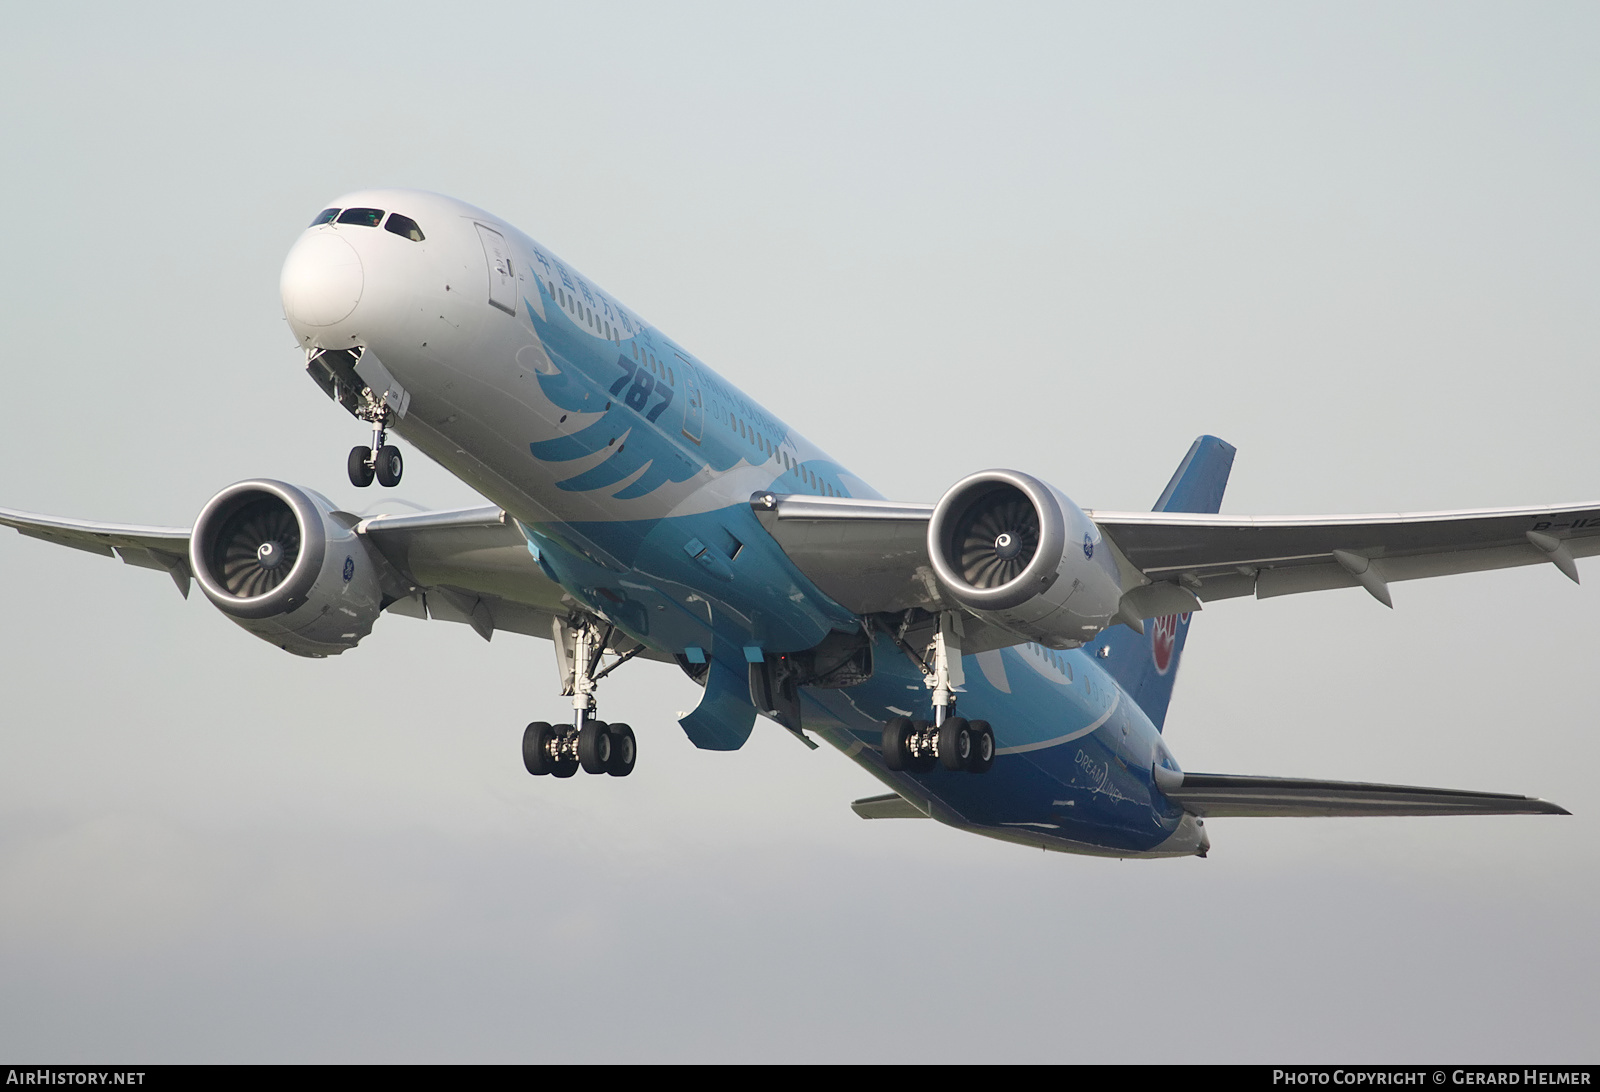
<box><xmin>749</xmin><ymin>494</ymin><xmax>939</xmax><ymax>614</ymax></box>
<box><xmin>358</xmin><ymin>506</ymin><xmax>573</xmax><ymax>613</ymax></box>
<box><xmin>1164</xmin><ymin>771</ymin><xmax>1569</xmax><ymax>818</ymax></box>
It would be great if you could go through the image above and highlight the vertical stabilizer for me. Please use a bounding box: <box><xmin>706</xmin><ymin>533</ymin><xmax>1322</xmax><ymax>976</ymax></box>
<box><xmin>1085</xmin><ymin>435</ymin><xmax>1235</xmax><ymax>731</ymax></box>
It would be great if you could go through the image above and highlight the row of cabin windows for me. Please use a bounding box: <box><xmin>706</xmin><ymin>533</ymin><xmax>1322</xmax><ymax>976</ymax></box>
<box><xmin>728</xmin><ymin>410</ymin><xmax>840</xmax><ymax>496</ymax></box>
<box><xmin>537</xmin><ymin>267</ymin><xmax>843</xmax><ymax>499</ymax></box>
<box><xmin>310</xmin><ymin>207</ymin><xmax>425</xmax><ymax>242</ymax></box>
<box><xmin>540</xmin><ymin>275</ymin><xmax>689</xmax><ymax>395</ymax></box>
<box><xmin>630</xmin><ymin>342</ymin><xmax>675</xmax><ymax>386</ymax></box>
<box><xmin>548</xmin><ymin>280</ymin><xmax>627</xmax><ymax>344</ymax></box>
<box><xmin>1029</xmin><ymin>643</ymin><xmax>1075</xmax><ymax>682</ymax></box>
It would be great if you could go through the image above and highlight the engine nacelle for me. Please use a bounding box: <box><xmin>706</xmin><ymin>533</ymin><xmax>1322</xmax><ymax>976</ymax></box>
<box><xmin>927</xmin><ymin>469</ymin><xmax>1124</xmax><ymax>647</ymax></box>
<box><xmin>189</xmin><ymin>480</ymin><xmax>387</xmax><ymax>658</ymax></box>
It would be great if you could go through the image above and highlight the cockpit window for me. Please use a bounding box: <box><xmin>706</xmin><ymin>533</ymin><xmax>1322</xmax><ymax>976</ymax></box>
<box><xmin>336</xmin><ymin>207</ymin><xmax>385</xmax><ymax>228</ymax></box>
<box><xmin>384</xmin><ymin>213</ymin><xmax>425</xmax><ymax>242</ymax></box>
<box><xmin>309</xmin><ymin>208</ymin><xmax>339</xmax><ymax>227</ymax></box>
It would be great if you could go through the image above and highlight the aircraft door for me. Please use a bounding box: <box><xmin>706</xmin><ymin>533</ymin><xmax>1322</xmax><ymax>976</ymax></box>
<box><xmin>475</xmin><ymin>224</ymin><xmax>518</xmax><ymax>315</ymax></box>
<box><xmin>677</xmin><ymin>356</ymin><xmax>704</xmax><ymax>444</ymax></box>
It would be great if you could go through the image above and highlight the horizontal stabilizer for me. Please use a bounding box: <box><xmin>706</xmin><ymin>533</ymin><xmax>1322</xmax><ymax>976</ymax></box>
<box><xmin>1163</xmin><ymin>771</ymin><xmax>1569</xmax><ymax>818</ymax></box>
<box><xmin>850</xmin><ymin>793</ymin><xmax>927</xmax><ymax>819</ymax></box>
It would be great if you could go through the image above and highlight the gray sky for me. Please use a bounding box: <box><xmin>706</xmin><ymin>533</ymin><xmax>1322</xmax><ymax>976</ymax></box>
<box><xmin>1</xmin><ymin>1</ymin><xmax>1596</xmax><ymax>1061</ymax></box>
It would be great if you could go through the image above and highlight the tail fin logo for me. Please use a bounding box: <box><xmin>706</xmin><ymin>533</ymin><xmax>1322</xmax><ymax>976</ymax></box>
<box><xmin>1151</xmin><ymin>614</ymin><xmax>1180</xmax><ymax>674</ymax></box>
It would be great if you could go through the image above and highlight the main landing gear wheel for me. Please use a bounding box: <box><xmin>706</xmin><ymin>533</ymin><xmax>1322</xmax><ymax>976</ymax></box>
<box><xmin>968</xmin><ymin>720</ymin><xmax>995</xmax><ymax>774</ymax></box>
<box><xmin>522</xmin><ymin>718</ymin><xmax>638</xmax><ymax>779</ymax></box>
<box><xmin>577</xmin><ymin>719</ymin><xmax>612</xmax><ymax>774</ymax></box>
<box><xmin>605</xmin><ymin>723</ymin><xmax>636</xmax><ymax>777</ymax></box>
<box><xmin>938</xmin><ymin>716</ymin><xmax>972</xmax><ymax>772</ymax></box>
<box><xmin>882</xmin><ymin>716</ymin><xmax>915</xmax><ymax>771</ymax></box>
<box><xmin>882</xmin><ymin>715</ymin><xmax>994</xmax><ymax>774</ymax></box>
<box><xmin>348</xmin><ymin>446</ymin><xmax>374</xmax><ymax>487</ymax></box>
<box><xmin>374</xmin><ymin>445</ymin><xmax>404</xmax><ymax>487</ymax></box>
<box><xmin>523</xmin><ymin>721</ymin><xmax>557</xmax><ymax>776</ymax></box>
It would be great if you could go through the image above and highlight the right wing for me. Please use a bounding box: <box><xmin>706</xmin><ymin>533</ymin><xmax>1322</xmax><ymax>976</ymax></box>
<box><xmin>0</xmin><ymin>499</ymin><xmax>665</xmax><ymax>654</ymax></box>
<box><xmin>0</xmin><ymin>506</ymin><xmax>194</xmax><ymax>596</ymax></box>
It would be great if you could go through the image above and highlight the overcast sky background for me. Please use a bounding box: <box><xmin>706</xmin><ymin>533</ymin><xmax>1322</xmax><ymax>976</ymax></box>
<box><xmin>1</xmin><ymin>1</ymin><xmax>1596</xmax><ymax>1062</ymax></box>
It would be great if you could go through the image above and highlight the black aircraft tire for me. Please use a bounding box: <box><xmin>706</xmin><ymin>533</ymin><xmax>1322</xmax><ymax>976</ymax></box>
<box><xmin>578</xmin><ymin>719</ymin><xmax>612</xmax><ymax>774</ymax></box>
<box><xmin>375</xmin><ymin>445</ymin><xmax>404</xmax><ymax>487</ymax></box>
<box><xmin>882</xmin><ymin>717</ymin><xmax>914</xmax><ymax>771</ymax></box>
<box><xmin>605</xmin><ymin>723</ymin><xmax>636</xmax><ymax>777</ymax></box>
<box><xmin>522</xmin><ymin>721</ymin><xmax>556</xmax><ymax>776</ymax></box>
<box><xmin>348</xmin><ymin>446</ymin><xmax>374</xmax><ymax>487</ymax></box>
<box><xmin>968</xmin><ymin>720</ymin><xmax>995</xmax><ymax>774</ymax></box>
<box><xmin>551</xmin><ymin>755</ymin><xmax>579</xmax><ymax>778</ymax></box>
<box><xmin>939</xmin><ymin>716</ymin><xmax>972</xmax><ymax>772</ymax></box>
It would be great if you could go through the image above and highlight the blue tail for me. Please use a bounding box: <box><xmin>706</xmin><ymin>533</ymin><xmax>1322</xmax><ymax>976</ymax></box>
<box><xmin>1085</xmin><ymin>435</ymin><xmax>1235</xmax><ymax>732</ymax></box>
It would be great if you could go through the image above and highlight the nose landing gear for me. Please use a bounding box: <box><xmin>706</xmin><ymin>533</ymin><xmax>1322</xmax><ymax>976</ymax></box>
<box><xmin>347</xmin><ymin>396</ymin><xmax>403</xmax><ymax>488</ymax></box>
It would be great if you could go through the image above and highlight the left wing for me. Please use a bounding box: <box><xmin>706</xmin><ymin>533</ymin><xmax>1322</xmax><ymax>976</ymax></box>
<box><xmin>1155</xmin><ymin>769</ymin><xmax>1568</xmax><ymax>817</ymax></box>
<box><xmin>1086</xmin><ymin>502</ymin><xmax>1600</xmax><ymax>606</ymax></box>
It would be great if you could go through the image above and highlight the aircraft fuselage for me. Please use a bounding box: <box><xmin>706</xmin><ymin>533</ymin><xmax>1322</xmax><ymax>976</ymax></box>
<box><xmin>279</xmin><ymin>189</ymin><xmax>1205</xmax><ymax>858</ymax></box>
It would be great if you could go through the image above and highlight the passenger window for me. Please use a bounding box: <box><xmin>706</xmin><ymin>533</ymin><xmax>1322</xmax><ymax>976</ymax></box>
<box><xmin>309</xmin><ymin>208</ymin><xmax>339</xmax><ymax>227</ymax></box>
<box><xmin>383</xmin><ymin>213</ymin><xmax>425</xmax><ymax>241</ymax></box>
<box><xmin>667</xmin><ymin>367</ymin><xmax>675</xmax><ymax>385</ymax></box>
<box><xmin>336</xmin><ymin>208</ymin><xmax>385</xmax><ymax>227</ymax></box>
<box><xmin>631</xmin><ymin>344</ymin><xmax>638</xmax><ymax>360</ymax></box>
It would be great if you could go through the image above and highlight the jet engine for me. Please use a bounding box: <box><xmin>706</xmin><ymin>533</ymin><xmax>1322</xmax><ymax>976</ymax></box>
<box><xmin>189</xmin><ymin>480</ymin><xmax>388</xmax><ymax>657</ymax></box>
<box><xmin>927</xmin><ymin>469</ymin><xmax>1125</xmax><ymax>647</ymax></box>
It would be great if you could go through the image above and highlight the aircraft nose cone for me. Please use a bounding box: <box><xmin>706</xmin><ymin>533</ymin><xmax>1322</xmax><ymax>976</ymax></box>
<box><xmin>280</xmin><ymin>232</ymin><xmax>363</xmax><ymax>327</ymax></box>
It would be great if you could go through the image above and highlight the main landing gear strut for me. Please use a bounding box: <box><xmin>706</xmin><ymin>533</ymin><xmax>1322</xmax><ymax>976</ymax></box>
<box><xmin>880</xmin><ymin>611</ymin><xmax>995</xmax><ymax>774</ymax></box>
<box><xmin>522</xmin><ymin>614</ymin><xmax>640</xmax><ymax>778</ymax></box>
<box><xmin>346</xmin><ymin>393</ymin><xmax>404</xmax><ymax>488</ymax></box>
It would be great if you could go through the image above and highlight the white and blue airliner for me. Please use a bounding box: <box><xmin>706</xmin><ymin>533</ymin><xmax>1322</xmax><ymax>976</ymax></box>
<box><xmin>2</xmin><ymin>190</ymin><xmax>1580</xmax><ymax>858</ymax></box>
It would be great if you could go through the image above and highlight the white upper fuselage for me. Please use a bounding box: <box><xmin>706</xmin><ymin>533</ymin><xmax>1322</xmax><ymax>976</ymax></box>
<box><xmin>279</xmin><ymin>189</ymin><xmax>863</xmax><ymax>531</ymax></box>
